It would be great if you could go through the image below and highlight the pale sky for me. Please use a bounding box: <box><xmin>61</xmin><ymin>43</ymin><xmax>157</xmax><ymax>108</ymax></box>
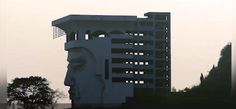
<box><xmin>0</xmin><ymin>0</ymin><xmax>233</xmax><ymax>103</ymax></box>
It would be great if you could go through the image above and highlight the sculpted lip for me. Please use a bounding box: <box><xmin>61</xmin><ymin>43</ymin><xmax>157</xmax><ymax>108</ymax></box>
<box><xmin>68</xmin><ymin>87</ymin><xmax>74</xmax><ymax>99</ymax></box>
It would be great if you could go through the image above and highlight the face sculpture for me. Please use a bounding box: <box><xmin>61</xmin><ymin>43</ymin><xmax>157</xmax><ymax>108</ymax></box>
<box><xmin>64</xmin><ymin>48</ymin><xmax>104</xmax><ymax>106</ymax></box>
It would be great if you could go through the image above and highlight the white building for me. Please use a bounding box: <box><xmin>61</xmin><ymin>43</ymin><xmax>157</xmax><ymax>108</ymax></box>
<box><xmin>52</xmin><ymin>12</ymin><xmax>171</xmax><ymax>108</ymax></box>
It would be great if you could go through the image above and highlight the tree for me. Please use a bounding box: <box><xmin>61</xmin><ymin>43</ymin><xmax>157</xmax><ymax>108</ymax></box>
<box><xmin>171</xmin><ymin>87</ymin><xmax>177</xmax><ymax>92</ymax></box>
<box><xmin>49</xmin><ymin>89</ymin><xmax>67</xmax><ymax>109</ymax></box>
<box><xmin>8</xmin><ymin>76</ymin><xmax>53</xmax><ymax>109</ymax></box>
<box><xmin>186</xmin><ymin>43</ymin><xmax>231</xmax><ymax>97</ymax></box>
<box><xmin>200</xmin><ymin>73</ymin><xmax>204</xmax><ymax>84</ymax></box>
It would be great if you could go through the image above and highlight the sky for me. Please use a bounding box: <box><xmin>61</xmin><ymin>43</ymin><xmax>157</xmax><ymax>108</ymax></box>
<box><xmin>0</xmin><ymin>0</ymin><xmax>233</xmax><ymax>103</ymax></box>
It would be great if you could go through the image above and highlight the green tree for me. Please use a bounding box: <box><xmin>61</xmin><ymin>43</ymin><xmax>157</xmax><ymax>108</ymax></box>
<box><xmin>49</xmin><ymin>89</ymin><xmax>67</xmax><ymax>109</ymax></box>
<box><xmin>171</xmin><ymin>87</ymin><xmax>177</xmax><ymax>92</ymax></box>
<box><xmin>8</xmin><ymin>76</ymin><xmax>53</xmax><ymax>109</ymax></box>
<box><xmin>187</xmin><ymin>43</ymin><xmax>231</xmax><ymax>97</ymax></box>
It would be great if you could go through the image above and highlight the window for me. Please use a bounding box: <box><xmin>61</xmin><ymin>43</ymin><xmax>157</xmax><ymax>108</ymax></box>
<box><xmin>135</xmin><ymin>81</ymin><xmax>138</xmax><ymax>84</ymax></box>
<box><xmin>84</xmin><ymin>30</ymin><xmax>92</xmax><ymax>40</ymax></box>
<box><xmin>139</xmin><ymin>43</ymin><xmax>144</xmax><ymax>46</ymax></box>
<box><xmin>139</xmin><ymin>52</ymin><xmax>144</xmax><ymax>55</ymax></box>
<box><xmin>135</xmin><ymin>71</ymin><xmax>138</xmax><ymax>74</ymax></box>
<box><xmin>139</xmin><ymin>33</ymin><xmax>144</xmax><ymax>36</ymax></box>
<box><xmin>68</xmin><ymin>32</ymin><xmax>76</xmax><ymax>41</ymax></box>
<box><xmin>139</xmin><ymin>62</ymin><xmax>144</xmax><ymax>65</ymax></box>
<box><xmin>145</xmin><ymin>62</ymin><xmax>149</xmax><ymax>65</ymax></box>
<box><xmin>98</xmin><ymin>34</ymin><xmax>105</xmax><ymax>37</ymax></box>
<box><xmin>92</xmin><ymin>31</ymin><xmax>108</xmax><ymax>38</ymax></box>
<box><xmin>139</xmin><ymin>71</ymin><xmax>144</xmax><ymax>74</ymax></box>
<box><xmin>105</xmin><ymin>60</ymin><xmax>109</xmax><ymax>80</ymax></box>
<box><xmin>85</xmin><ymin>34</ymin><xmax>89</xmax><ymax>40</ymax></box>
<box><xmin>139</xmin><ymin>81</ymin><xmax>144</xmax><ymax>84</ymax></box>
<box><xmin>130</xmin><ymin>80</ymin><xmax>133</xmax><ymax>83</ymax></box>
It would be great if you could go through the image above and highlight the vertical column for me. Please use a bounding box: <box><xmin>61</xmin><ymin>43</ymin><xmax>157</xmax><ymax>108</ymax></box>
<box><xmin>151</xmin><ymin>14</ymin><xmax>157</xmax><ymax>94</ymax></box>
<box><xmin>77</xmin><ymin>30</ymin><xmax>86</xmax><ymax>41</ymax></box>
<box><xmin>167</xmin><ymin>14</ymin><xmax>171</xmax><ymax>91</ymax></box>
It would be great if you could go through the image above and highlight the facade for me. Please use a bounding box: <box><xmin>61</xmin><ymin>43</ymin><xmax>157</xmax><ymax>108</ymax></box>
<box><xmin>52</xmin><ymin>12</ymin><xmax>171</xmax><ymax>107</ymax></box>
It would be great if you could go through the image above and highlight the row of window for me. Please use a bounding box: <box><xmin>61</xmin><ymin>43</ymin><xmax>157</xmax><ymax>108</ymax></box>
<box><xmin>68</xmin><ymin>32</ymin><xmax>168</xmax><ymax>42</ymax></box>
<box><xmin>125</xmin><ymin>70</ymin><xmax>144</xmax><ymax>74</ymax></box>
<box><xmin>125</xmin><ymin>52</ymin><xmax>145</xmax><ymax>56</ymax></box>
<box><xmin>125</xmin><ymin>80</ymin><xmax>144</xmax><ymax>84</ymax></box>
<box><xmin>125</xmin><ymin>61</ymin><xmax>149</xmax><ymax>65</ymax></box>
<box><xmin>124</xmin><ymin>42</ymin><xmax>144</xmax><ymax>46</ymax></box>
<box><xmin>125</xmin><ymin>33</ymin><xmax>144</xmax><ymax>36</ymax></box>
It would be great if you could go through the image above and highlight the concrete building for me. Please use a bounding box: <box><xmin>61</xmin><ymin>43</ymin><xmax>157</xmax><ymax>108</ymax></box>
<box><xmin>52</xmin><ymin>12</ymin><xmax>171</xmax><ymax>107</ymax></box>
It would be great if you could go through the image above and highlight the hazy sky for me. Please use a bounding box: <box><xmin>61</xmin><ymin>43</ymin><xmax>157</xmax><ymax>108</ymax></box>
<box><xmin>1</xmin><ymin>0</ymin><xmax>232</xmax><ymax>103</ymax></box>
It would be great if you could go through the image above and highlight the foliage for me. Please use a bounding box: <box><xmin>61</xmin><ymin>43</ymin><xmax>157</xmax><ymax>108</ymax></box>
<box><xmin>186</xmin><ymin>43</ymin><xmax>231</xmax><ymax>97</ymax></box>
<box><xmin>7</xmin><ymin>76</ymin><xmax>66</xmax><ymax>109</ymax></box>
<box><xmin>171</xmin><ymin>87</ymin><xmax>177</xmax><ymax>92</ymax></box>
<box><xmin>126</xmin><ymin>43</ymin><xmax>234</xmax><ymax>109</ymax></box>
<box><xmin>49</xmin><ymin>89</ymin><xmax>67</xmax><ymax>109</ymax></box>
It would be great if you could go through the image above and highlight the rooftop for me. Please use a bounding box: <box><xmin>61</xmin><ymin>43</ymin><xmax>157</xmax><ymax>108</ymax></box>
<box><xmin>52</xmin><ymin>14</ymin><xmax>137</xmax><ymax>26</ymax></box>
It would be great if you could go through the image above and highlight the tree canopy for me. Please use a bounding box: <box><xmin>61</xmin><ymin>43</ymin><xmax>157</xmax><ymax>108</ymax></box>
<box><xmin>186</xmin><ymin>43</ymin><xmax>231</xmax><ymax>97</ymax></box>
<box><xmin>7</xmin><ymin>76</ymin><xmax>65</xmax><ymax>109</ymax></box>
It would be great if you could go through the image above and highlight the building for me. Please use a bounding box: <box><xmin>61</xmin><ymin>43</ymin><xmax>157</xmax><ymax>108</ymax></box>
<box><xmin>52</xmin><ymin>12</ymin><xmax>171</xmax><ymax>107</ymax></box>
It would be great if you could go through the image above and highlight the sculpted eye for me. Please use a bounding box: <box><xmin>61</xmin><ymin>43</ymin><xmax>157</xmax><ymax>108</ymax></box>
<box><xmin>73</xmin><ymin>61</ymin><xmax>85</xmax><ymax>67</ymax></box>
<box><xmin>71</xmin><ymin>60</ymin><xmax>86</xmax><ymax>71</ymax></box>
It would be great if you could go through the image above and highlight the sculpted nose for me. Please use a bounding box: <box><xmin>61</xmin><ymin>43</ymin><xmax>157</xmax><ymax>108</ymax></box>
<box><xmin>64</xmin><ymin>64</ymin><xmax>75</xmax><ymax>86</ymax></box>
<box><xmin>64</xmin><ymin>74</ymin><xmax>74</xmax><ymax>86</ymax></box>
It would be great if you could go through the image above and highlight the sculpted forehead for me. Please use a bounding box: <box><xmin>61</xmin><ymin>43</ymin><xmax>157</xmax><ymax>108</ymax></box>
<box><xmin>68</xmin><ymin>48</ymin><xmax>95</xmax><ymax>62</ymax></box>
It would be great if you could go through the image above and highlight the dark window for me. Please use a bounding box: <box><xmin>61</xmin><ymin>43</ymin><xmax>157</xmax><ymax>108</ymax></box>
<box><xmin>105</xmin><ymin>59</ymin><xmax>109</xmax><ymax>80</ymax></box>
<box><xmin>67</xmin><ymin>32</ymin><xmax>76</xmax><ymax>42</ymax></box>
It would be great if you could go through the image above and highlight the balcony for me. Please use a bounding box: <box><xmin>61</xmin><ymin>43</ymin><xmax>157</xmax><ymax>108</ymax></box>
<box><xmin>112</xmin><ymin>44</ymin><xmax>133</xmax><ymax>49</ymax></box>
<box><xmin>133</xmin><ymin>35</ymin><xmax>154</xmax><ymax>40</ymax></box>
<box><xmin>111</xmin><ymin>34</ymin><xmax>133</xmax><ymax>39</ymax></box>
<box><xmin>133</xmin><ymin>65</ymin><xmax>154</xmax><ymax>69</ymax></box>
<box><xmin>134</xmin><ymin>74</ymin><xmax>153</xmax><ymax>79</ymax></box>
<box><xmin>134</xmin><ymin>55</ymin><xmax>154</xmax><ymax>60</ymax></box>
<box><xmin>134</xmin><ymin>45</ymin><xmax>154</xmax><ymax>50</ymax></box>
<box><xmin>134</xmin><ymin>83</ymin><xmax>155</xmax><ymax>88</ymax></box>
<box><xmin>111</xmin><ymin>54</ymin><xmax>133</xmax><ymax>59</ymax></box>
<box><xmin>112</xmin><ymin>73</ymin><xmax>133</xmax><ymax>78</ymax></box>
<box><xmin>112</xmin><ymin>63</ymin><xmax>134</xmax><ymax>68</ymax></box>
